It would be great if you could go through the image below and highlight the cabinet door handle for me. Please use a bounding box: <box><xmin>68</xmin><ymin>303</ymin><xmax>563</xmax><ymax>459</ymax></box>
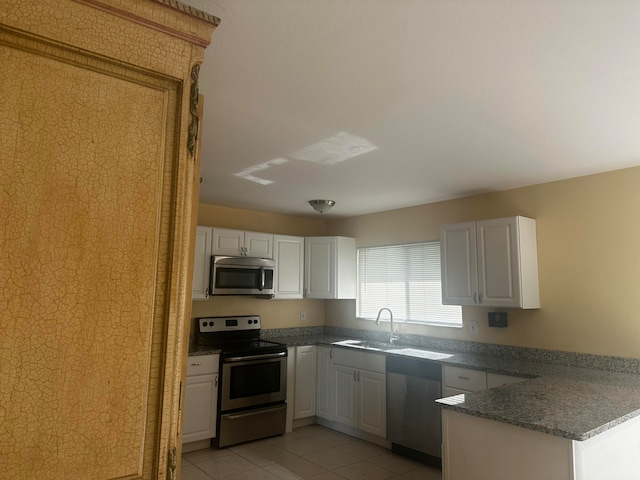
<box><xmin>190</xmin><ymin>362</ymin><xmax>201</xmax><ymax>367</ymax></box>
<box><xmin>329</xmin><ymin>349</ymin><xmax>333</xmax><ymax>360</ymax></box>
<box><xmin>458</xmin><ymin>375</ymin><xmax>470</xmax><ymax>380</ymax></box>
<box><xmin>473</xmin><ymin>293</ymin><xmax>478</xmax><ymax>304</ymax></box>
<box><xmin>353</xmin><ymin>371</ymin><xmax>357</xmax><ymax>381</ymax></box>
<box><xmin>479</xmin><ymin>292</ymin><xmax>483</xmax><ymax>304</ymax></box>
<box><xmin>215</xmin><ymin>375</ymin><xmax>218</xmax><ymax>387</ymax></box>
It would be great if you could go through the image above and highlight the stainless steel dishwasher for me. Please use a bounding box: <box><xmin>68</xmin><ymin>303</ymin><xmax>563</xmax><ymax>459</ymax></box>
<box><xmin>386</xmin><ymin>355</ymin><xmax>442</xmax><ymax>468</ymax></box>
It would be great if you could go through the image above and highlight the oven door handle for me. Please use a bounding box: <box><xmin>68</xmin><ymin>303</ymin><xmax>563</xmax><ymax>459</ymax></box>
<box><xmin>223</xmin><ymin>404</ymin><xmax>285</xmax><ymax>420</ymax></box>
<box><xmin>224</xmin><ymin>351</ymin><xmax>287</xmax><ymax>363</ymax></box>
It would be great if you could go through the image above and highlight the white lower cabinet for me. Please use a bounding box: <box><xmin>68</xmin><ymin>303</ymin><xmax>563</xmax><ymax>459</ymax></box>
<box><xmin>333</xmin><ymin>364</ymin><xmax>358</xmax><ymax>428</ymax></box>
<box><xmin>357</xmin><ymin>369</ymin><xmax>386</xmax><ymax>437</ymax></box>
<box><xmin>442</xmin><ymin>365</ymin><xmax>487</xmax><ymax>396</ymax></box>
<box><xmin>332</xmin><ymin>348</ymin><xmax>386</xmax><ymax>439</ymax></box>
<box><xmin>182</xmin><ymin>354</ymin><xmax>219</xmax><ymax>444</ymax></box>
<box><xmin>294</xmin><ymin>346</ymin><xmax>317</xmax><ymax>419</ymax></box>
<box><xmin>443</xmin><ymin>365</ymin><xmax>527</xmax><ymax>396</ymax></box>
<box><xmin>316</xmin><ymin>346</ymin><xmax>335</xmax><ymax>421</ymax></box>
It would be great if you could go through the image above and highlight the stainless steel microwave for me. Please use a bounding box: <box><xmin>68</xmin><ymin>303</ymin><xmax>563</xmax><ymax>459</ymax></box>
<box><xmin>210</xmin><ymin>256</ymin><xmax>275</xmax><ymax>297</ymax></box>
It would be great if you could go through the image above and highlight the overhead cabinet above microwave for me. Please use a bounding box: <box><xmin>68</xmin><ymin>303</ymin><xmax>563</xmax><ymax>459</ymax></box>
<box><xmin>440</xmin><ymin>216</ymin><xmax>540</xmax><ymax>309</ymax></box>
<box><xmin>212</xmin><ymin>228</ymin><xmax>273</xmax><ymax>258</ymax></box>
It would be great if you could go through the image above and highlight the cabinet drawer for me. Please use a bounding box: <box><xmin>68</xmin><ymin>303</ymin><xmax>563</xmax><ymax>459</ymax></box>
<box><xmin>486</xmin><ymin>372</ymin><xmax>527</xmax><ymax>389</ymax></box>
<box><xmin>187</xmin><ymin>354</ymin><xmax>219</xmax><ymax>376</ymax></box>
<box><xmin>443</xmin><ymin>365</ymin><xmax>486</xmax><ymax>392</ymax></box>
<box><xmin>332</xmin><ymin>348</ymin><xmax>385</xmax><ymax>373</ymax></box>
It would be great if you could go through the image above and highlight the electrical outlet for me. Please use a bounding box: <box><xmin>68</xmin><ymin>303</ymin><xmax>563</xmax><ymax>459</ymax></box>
<box><xmin>300</xmin><ymin>310</ymin><xmax>306</xmax><ymax>321</ymax></box>
<box><xmin>470</xmin><ymin>321</ymin><xmax>478</xmax><ymax>336</ymax></box>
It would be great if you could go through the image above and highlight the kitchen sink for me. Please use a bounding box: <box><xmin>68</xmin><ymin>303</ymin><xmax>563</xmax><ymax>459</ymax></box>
<box><xmin>331</xmin><ymin>339</ymin><xmax>399</xmax><ymax>351</ymax></box>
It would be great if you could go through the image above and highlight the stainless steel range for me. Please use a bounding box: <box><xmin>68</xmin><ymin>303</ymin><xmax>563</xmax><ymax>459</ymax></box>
<box><xmin>195</xmin><ymin>315</ymin><xmax>287</xmax><ymax>448</ymax></box>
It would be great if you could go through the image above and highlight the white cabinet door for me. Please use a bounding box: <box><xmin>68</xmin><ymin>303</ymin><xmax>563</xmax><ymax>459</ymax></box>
<box><xmin>316</xmin><ymin>347</ymin><xmax>334</xmax><ymax>421</ymax></box>
<box><xmin>294</xmin><ymin>346</ymin><xmax>317</xmax><ymax>419</ymax></box>
<box><xmin>273</xmin><ymin>235</ymin><xmax>304</xmax><ymax>299</ymax></box>
<box><xmin>192</xmin><ymin>226</ymin><xmax>212</xmax><ymax>300</ymax></box>
<box><xmin>358</xmin><ymin>370</ymin><xmax>386</xmax><ymax>438</ymax></box>
<box><xmin>333</xmin><ymin>365</ymin><xmax>358</xmax><ymax>428</ymax></box>
<box><xmin>332</xmin><ymin>349</ymin><xmax>386</xmax><ymax>437</ymax></box>
<box><xmin>441</xmin><ymin>222</ymin><xmax>477</xmax><ymax>306</ymax></box>
<box><xmin>441</xmin><ymin>216</ymin><xmax>539</xmax><ymax>309</ymax></box>
<box><xmin>183</xmin><ymin>355</ymin><xmax>219</xmax><ymax>444</ymax></box>
<box><xmin>182</xmin><ymin>374</ymin><xmax>218</xmax><ymax>443</ymax></box>
<box><xmin>285</xmin><ymin>346</ymin><xmax>296</xmax><ymax>432</ymax></box>
<box><xmin>477</xmin><ymin>217</ymin><xmax>539</xmax><ymax>308</ymax></box>
<box><xmin>211</xmin><ymin>228</ymin><xmax>273</xmax><ymax>258</ymax></box>
<box><xmin>212</xmin><ymin>228</ymin><xmax>244</xmax><ymax>256</ymax></box>
<box><xmin>304</xmin><ymin>236</ymin><xmax>356</xmax><ymax>299</ymax></box>
<box><xmin>245</xmin><ymin>231</ymin><xmax>273</xmax><ymax>258</ymax></box>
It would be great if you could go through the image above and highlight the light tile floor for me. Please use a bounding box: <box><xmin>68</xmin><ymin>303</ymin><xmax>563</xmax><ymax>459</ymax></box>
<box><xmin>181</xmin><ymin>425</ymin><xmax>442</xmax><ymax>480</ymax></box>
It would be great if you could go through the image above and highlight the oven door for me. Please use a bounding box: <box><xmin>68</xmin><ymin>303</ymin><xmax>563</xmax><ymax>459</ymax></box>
<box><xmin>221</xmin><ymin>351</ymin><xmax>287</xmax><ymax>411</ymax></box>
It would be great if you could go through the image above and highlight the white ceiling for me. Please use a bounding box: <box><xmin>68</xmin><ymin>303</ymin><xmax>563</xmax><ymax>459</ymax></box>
<box><xmin>185</xmin><ymin>0</ymin><xmax>640</xmax><ymax>218</ymax></box>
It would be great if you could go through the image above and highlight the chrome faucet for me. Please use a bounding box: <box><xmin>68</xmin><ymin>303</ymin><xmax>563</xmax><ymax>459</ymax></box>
<box><xmin>375</xmin><ymin>308</ymin><xmax>399</xmax><ymax>344</ymax></box>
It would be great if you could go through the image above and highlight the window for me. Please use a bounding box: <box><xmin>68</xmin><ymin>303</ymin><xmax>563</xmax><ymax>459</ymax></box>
<box><xmin>357</xmin><ymin>242</ymin><xmax>462</xmax><ymax>327</ymax></box>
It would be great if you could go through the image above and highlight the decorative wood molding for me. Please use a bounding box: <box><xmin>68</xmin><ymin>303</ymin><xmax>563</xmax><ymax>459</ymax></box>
<box><xmin>152</xmin><ymin>0</ymin><xmax>221</xmax><ymax>26</ymax></box>
<box><xmin>75</xmin><ymin>0</ymin><xmax>219</xmax><ymax>48</ymax></box>
<box><xmin>188</xmin><ymin>64</ymin><xmax>200</xmax><ymax>159</ymax></box>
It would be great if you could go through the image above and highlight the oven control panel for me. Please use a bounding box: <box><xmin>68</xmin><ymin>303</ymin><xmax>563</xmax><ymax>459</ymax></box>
<box><xmin>198</xmin><ymin>315</ymin><xmax>261</xmax><ymax>333</ymax></box>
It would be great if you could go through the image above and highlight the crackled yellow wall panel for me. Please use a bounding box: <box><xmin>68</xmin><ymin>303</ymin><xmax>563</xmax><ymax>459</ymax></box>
<box><xmin>0</xmin><ymin>39</ymin><xmax>171</xmax><ymax>480</ymax></box>
<box><xmin>0</xmin><ymin>1</ymin><xmax>217</xmax><ymax>479</ymax></box>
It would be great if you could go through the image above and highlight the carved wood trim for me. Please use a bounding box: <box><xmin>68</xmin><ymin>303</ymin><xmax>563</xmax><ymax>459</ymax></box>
<box><xmin>75</xmin><ymin>0</ymin><xmax>219</xmax><ymax>48</ymax></box>
<box><xmin>188</xmin><ymin>64</ymin><xmax>200</xmax><ymax>158</ymax></box>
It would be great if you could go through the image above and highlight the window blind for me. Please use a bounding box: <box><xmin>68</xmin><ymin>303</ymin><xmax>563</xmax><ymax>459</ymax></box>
<box><xmin>357</xmin><ymin>242</ymin><xmax>462</xmax><ymax>327</ymax></box>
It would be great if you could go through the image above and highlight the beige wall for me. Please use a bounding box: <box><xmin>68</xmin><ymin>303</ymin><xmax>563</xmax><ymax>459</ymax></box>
<box><xmin>325</xmin><ymin>166</ymin><xmax>640</xmax><ymax>359</ymax></box>
<box><xmin>192</xmin><ymin>204</ymin><xmax>327</xmax><ymax>330</ymax></box>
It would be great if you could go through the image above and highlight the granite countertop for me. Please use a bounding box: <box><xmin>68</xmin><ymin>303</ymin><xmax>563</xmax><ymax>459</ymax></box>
<box><xmin>259</xmin><ymin>333</ymin><xmax>640</xmax><ymax>442</ymax></box>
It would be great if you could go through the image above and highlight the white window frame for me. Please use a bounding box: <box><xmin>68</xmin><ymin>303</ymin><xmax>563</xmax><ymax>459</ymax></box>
<box><xmin>356</xmin><ymin>241</ymin><xmax>463</xmax><ymax>328</ymax></box>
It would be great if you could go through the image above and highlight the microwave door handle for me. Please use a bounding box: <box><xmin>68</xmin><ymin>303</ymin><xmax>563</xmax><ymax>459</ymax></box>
<box><xmin>258</xmin><ymin>266</ymin><xmax>265</xmax><ymax>291</ymax></box>
<box><xmin>209</xmin><ymin>256</ymin><xmax>215</xmax><ymax>296</ymax></box>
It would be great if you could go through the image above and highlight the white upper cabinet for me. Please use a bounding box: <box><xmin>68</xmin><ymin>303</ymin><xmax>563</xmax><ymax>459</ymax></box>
<box><xmin>441</xmin><ymin>216</ymin><xmax>540</xmax><ymax>309</ymax></box>
<box><xmin>273</xmin><ymin>235</ymin><xmax>304</xmax><ymax>299</ymax></box>
<box><xmin>192</xmin><ymin>226</ymin><xmax>213</xmax><ymax>300</ymax></box>
<box><xmin>304</xmin><ymin>236</ymin><xmax>356</xmax><ymax>299</ymax></box>
<box><xmin>212</xmin><ymin>228</ymin><xmax>273</xmax><ymax>258</ymax></box>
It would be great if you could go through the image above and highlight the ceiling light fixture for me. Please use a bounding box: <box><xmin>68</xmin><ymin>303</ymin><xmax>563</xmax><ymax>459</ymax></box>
<box><xmin>309</xmin><ymin>199</ymin><xmax>335</xmax><ymax>214</ymax></box>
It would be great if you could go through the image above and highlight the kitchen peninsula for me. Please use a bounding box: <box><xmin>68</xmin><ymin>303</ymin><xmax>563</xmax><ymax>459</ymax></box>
<box><xmin>247</xmin><ymin>328</ymin><xmax>640</xmax><ymax>480</ymax></box>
